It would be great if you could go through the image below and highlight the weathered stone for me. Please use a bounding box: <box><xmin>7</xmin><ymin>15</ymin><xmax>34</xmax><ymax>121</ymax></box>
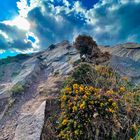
<box><xmin>14</xmin><ymin>101</ymin><xmax>46</xmax><ymax>140</ymax></box>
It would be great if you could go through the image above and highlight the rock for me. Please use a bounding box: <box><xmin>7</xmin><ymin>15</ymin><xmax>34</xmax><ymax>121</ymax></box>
<box><xmin>14</xmin><ymin>101</ymin><xmax>46</xmax><ymax>140</ymax></box>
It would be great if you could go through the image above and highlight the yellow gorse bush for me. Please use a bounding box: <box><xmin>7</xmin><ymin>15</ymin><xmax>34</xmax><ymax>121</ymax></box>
<box><xmin>58</xmin><ymin>84</ymin><xmax>119</xmax><ymax>139</ymax></box>
<box><xmin>57</xmin><ymin>64</ymin><xmax>140</xmax><ymax>140</ymax></box>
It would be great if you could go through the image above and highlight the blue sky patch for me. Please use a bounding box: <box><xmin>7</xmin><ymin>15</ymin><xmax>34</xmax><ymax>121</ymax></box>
<box><xmin>28</xmin><ymin>36</ymin><xmax>36</xmax><ymax>43</ymax></box>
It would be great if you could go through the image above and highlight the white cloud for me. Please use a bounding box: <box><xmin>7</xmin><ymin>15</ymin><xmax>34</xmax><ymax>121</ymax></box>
<box><xmin>17</xmin><ymin>0</ymin><xmax>29</xmax><ymax>17</ymax></box>
<box><xmin>0</xmin><ymin>50</ymin><xmax>5</xmax><ymax>54</ymax></box>
<box><xmin>0</xmin><ymin>30</ymin><xmax>9</xmax><ymax>39</ymax></box>
<box><xmin>3</xmin><ymin>16</ymin><xmax>30</xmax><ymax>31</ymax></box>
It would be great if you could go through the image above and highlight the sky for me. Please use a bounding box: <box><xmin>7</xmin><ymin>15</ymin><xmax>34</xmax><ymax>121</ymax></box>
<box><xmin>0</xmin><ymin>0</ymin><xmax>140</xmax><ymax>58</ymax></box>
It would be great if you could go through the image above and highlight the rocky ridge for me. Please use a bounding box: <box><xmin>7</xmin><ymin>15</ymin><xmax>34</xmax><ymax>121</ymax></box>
<box><xmin>0</xmin><ymin>41</ymin><xmax>140</xmax><ymax>139</ymax></box>
<box><xmin>0</xmin><ymin>41</ymin><xmax>80</xmax><ymax>140</ymax></box>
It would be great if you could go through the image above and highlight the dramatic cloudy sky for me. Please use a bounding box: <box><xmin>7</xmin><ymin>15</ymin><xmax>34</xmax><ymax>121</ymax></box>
<box><xmin>0</xmin><ymin>0</ymin><xmax>140</xmax><ymax>58</ymax></box>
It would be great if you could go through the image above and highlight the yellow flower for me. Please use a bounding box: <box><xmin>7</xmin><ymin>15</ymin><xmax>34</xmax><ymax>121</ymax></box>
<box><xmin>112</xmin><ymin>102</ymin><xmax>117</xmax><ymax>108</ymax></box>
<box><xmin>94</xmin><ymin>88</ymin><xmax>100</xmax><ymax>92</ymax></box>
<box><xmin>85</xmin><ymin>86</ymin><xmax>89</xmax><ymax>91</ymax></box>
<box><xmin>75</xmin><ymin>90</ymin><xmax>79</xmax><ymax>94</ymax></box>
<box><xmin>80</xmin><ymin>103</ymin><xmax>85</xmax><ymax>110</ymax></box>
<box><xmin>90</xmin><ymin>101</ymin><xmax>94</xmax><ymax>105</ymax></box>
<box><xmin>61</xmin><ymin>112</ymin><xmax>65</xmax><ymax>115</ymax></box>
<box><xmin>129</xmin><ymin>138</ymin><xmax>133</xmax><ymax>140</ymax></box>
<box><xmin>74</xmin><ymin>121</ymin><xmax>77</xmax><ymax>128</ymax></box>
<box><xmin>108</xmin><ymin>99</ymin><xmax>113</xmax><ymax>102</ymax></box>
<box><xmin>68</xmin><ymin>102</ymin><xmax>73</xmax><ymax>107</ymax></box>
<box><xmin>83</xmin><ymin>95</ymin><xmax>88</xmax><ymax>100</ymax></box>
<box><xmin>94</xmin><ymin>93</ymin><xmax>97</xmax><ymax>96</ymax></box>
<box><xmin>89</xmin><ymin>86</ymin><xmax>94</xmax><ymax>92</ymax></box>
<box><xmin>132</xmin><ymin>123</ymin><xmax>138</xmax><ymax>131</ymax></box>
<box><xmin>85</xmin><ymin>91</ymin><xmax>90</xmax><ymax>96</ymax></box>
<box><xmin>108</xmin><ymin>108</ymin><xmax>115</xmax><ymax>113</ymax></box>
<box><xmin>74</xmin><ymin>130</ymin><xmax>79</xmax><ymax>135</ymax></box>
<box><xmin>61</xmin><ymin>95</ymin><xmax>66</xmax><ymax>101</ymax></box>
<box><xmin>62</xmin><ymin>119</ymin><xmax>68</xmax><ymax>125</ymax></box>
<box><xmin>119</xmin><ymin>86</ymin><xmax>126</xmax><ymax>92</ymax></box>
<box><xmin>73</xmin><ymin>84</ymin><xmax>79</xmax><ymax>90</ymax></box>
<box><xmin>100</xmin><ymin>103</ymin><xmax>104</xmax><ymax>107</ymax></box>
<box><xmin>97</xmin><ymin>95</ymin><xmax>101</xmax><ymax>99</ymax></box>
<box><xmin>64</xmin><ymin>87</ymin><xmax>72</xmax><ymax>93</ymax></box>
<box><xmin>79</xmin><ymin>85</ymin><xmax>84</xmax><ymax>92</ymax></box>
<box><xmin>74</xmin><ymin>96</ymin><xmax>78</xmax><ymax>101</ymax></box>
<box><xmin>106</xmin><ymin>89</ymin><xmax>114</xmax><ymax>95</ymax></box>
<box><xmin>95</xmin><ymin>65</ymin><xmax>101</xmax><ymax>71</ymax></box>
<box><xmin>61</xmin><ymin>103</ymin><xmax>65</xmax><ymax>109</ymax></box>
<box><xmin>58</xmin><ymin>131</ymin><xmax>65</xmax><ymax>137</ymax></box>
<box><xmin>72</xmin><ymin>106</ymin><xmax>77</xmax><ymax>112</ymax></box>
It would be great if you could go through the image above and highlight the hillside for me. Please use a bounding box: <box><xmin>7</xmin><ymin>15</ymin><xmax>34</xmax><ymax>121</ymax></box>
<box><xmin>100</xmin><ymin>43</ymin><xmax>140</xmax><ymax>84</ymax></box>
<box><xmin>0</xmin><ymin>40</ymin><xmax>140</xmax><ymax>140</ymax></box>
<box><xmin>0</xmin><ymin>41</ymin><xmax>80</xmax><ymax>140</ymax></box>
<box><xmin>101</xmin><ymin>43</ymin><xmax>140</xmax><ymax>61</ymax></box>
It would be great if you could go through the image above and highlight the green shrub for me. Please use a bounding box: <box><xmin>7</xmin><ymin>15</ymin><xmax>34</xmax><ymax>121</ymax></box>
<box><xmin>11</xmin><ymin>83</ymin><xmax>24</xmax><ymax>97</ymax></box>
<box><xmin>68</xmin><ymin>63</ymin><xmax>133</xmax><ymax>91</ymax></box>
<box><xmin>71</xmin><ymin>63</ymin><xmax>97</xmax><ymax>85</ymax></box>
<box><xmin>57</xmin><ymin>64</ymin><xmax>140</xmax><ymax>140</ymax></box>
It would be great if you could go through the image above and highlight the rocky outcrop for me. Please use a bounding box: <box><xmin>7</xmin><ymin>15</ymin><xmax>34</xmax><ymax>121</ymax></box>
<box><xmin>0</xmin><ymin>41</ymin><xmax>80</xmax><ymax>140</ymax></box>
<box><xmin>101</xmin><ymin>43</ymin><xmax>140</xmax><ymax>61</ymax></box>
<box><xmin>14</xmin><ymin>101</ymin><xmax>46</xmax><ymax>140</ymax></box>
<box><xmin>100</xmin><ymin>43</ymin><xmax>140</xmax><ymax>84</ymax></box>
<box><xmin>109</xmin><ymin>55</ymin><xmax>140</xmax><ymax>84</ymax></box>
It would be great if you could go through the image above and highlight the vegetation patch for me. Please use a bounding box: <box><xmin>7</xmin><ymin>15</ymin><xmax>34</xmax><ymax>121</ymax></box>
<box><xmin>0</xmin><ymin>54</ymin><xmax>30</xmax><ymax>65</ymax></box>
<box><xmin>56</xmin><ymin>64</ymin><xmax>140</xmax><ymax>140</ymax></box>
<box><xmin>11</xmin><ymin>83</ymin><xmax>24</xmax><ymax>97</ymax></box>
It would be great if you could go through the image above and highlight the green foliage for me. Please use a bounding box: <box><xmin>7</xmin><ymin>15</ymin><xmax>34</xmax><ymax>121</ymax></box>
<box><xmin>0</xmin><ymin>54</ymin><xmax>30</xmax><ymax>65</ymax></box>
<box><xmin>57</xmin><ymin>63</ymin><xmax>140</xmax><ymax>140</ymax></box>
<box><xmin>71</xmin><ymin>63</ymin><xmax>96</xmax><ymax>85</ymax></box>
<box><xmin>70</xmin><ymin>63</ymin><xmax>133</xmax><ymax>91</ymax></box>
<box><xmin>11</xmin><ymin>83</ymin><xmax>24</xmax><ymax>97</ymax></box>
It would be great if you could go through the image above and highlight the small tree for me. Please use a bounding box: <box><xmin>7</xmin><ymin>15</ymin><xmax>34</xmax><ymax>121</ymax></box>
<box><xmin>74</xmin><ymin>35</ymin><xmax>101</xmax><ymax>59</ymax></box>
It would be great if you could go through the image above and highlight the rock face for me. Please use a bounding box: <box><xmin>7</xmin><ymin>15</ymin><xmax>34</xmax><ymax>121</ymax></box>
<box><xmin>109</xmin><ymin>55</ymin><xmax>140</xmax><ymax>84</ymax></box>
<box><xmin>14</xmin><ymin>101</ymin><xmax>46</xmax><ymax>140</ymax></box>
<box><xmin>0</xmin><ymin>41</ymin><xmax>80</xmax><ymax>140</ymax></box>
<box><xmin>101</xmin><ymin>43</ymin><xmax>140</xmax><ymax>61</ymax></box>
<box><xmin>100</xmin><ymin>43</ymin><xmax>140</xmax><ymax>84</ymax></box>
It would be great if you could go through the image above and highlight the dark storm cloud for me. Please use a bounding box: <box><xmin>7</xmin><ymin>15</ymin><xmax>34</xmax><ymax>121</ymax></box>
<box><xmin>117</xmin><ymin>2</ymin><xmax>140</xmax><ymax>41</ymax></box>
<box><xmin>0</xmin><ymin>34</ymin><xmax>9</xmax><ymax>50</ymax></box>
<box><xmin>85</xmin><ymin>0</ymin><xmax>140</xmax><ymax>45</ymax></box>
<box><xmin>27</xmin><ymin>1</ymin><xmax>86</xmax><ymax>47</ymax></box>
<box><xmin>27</xmin><ymin>0</ymin><xmax>140</xmax><ymax>47</ymax></box>
<box><xmin>0</xmin><ymin>23</ymin><xmax>33</xmax><ymax>51</ymax></box>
